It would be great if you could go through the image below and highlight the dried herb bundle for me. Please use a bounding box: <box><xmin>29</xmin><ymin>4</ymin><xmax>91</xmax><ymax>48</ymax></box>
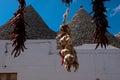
<box><xmin>91</xmin><ymin>0</ymin><xmax>110</xmax><ymax>49</ymax></box>
<box><xmin>10</xmin><ymin>0</ymin><xmax>27</xmax><ymax>57</ymax></box>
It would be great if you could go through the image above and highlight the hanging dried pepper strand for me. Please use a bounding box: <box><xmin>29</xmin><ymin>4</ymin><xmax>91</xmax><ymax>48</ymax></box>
<box><xmin>10</xmin><ymin>0</ymin><xmax>27</xmax><ymax>57</ymax></box>
<box><xmin>91</xmin><ymin>0</ymin><xmax>110</xmax><ymax>49</ymax></box>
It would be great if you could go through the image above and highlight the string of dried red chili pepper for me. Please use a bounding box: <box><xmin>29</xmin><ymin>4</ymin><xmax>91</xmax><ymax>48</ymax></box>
<box><xmin>91</xmin><ymin>0</ymin><xmax>110</xmax><ymax>49</ymax></box>
<box><xmin>10</xmin><ymin>0</ymin><xmax>27</xmax><ymax>57</ymax></box>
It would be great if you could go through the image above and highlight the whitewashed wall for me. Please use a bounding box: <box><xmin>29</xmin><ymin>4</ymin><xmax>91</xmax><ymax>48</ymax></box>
<box><xmin>0</xmin><ymin>40</ymin><xmax>120</xmax><ymax>80</ymax></box>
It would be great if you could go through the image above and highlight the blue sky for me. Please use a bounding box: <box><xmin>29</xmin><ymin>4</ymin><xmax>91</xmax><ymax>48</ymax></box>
<box><xmin>0</xmin><ymin>0</ymin><xmax>120</xmax><ymax>35</ymax></box>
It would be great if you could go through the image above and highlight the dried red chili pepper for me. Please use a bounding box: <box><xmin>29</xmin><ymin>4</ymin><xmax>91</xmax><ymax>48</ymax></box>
<box><xmin>10</xmin><ymin>0</ymin><xmax>27</xmax><ymax>57</ymax></box>
<box><xmin>91</xmin><ymin>0</ymin><xmax>110</xmax><ymax>49</ymax></box>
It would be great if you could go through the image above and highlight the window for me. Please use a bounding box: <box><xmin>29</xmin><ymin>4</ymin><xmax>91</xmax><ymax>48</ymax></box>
<box><xmin>0</xmin><ymin>73</ymin><xmax>17</xmax><ymax>80</ymax></box>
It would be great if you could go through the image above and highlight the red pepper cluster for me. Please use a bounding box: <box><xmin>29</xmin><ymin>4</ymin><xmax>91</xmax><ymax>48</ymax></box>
<box><xmin>10</xmin><ymin>0</ymin><xmax>27</xmax><ymax>57</ymax></box>
<box><xmin>91</xmin><ymin>0</ymin><xmax>110</xmax><ymax>49</ymax></box>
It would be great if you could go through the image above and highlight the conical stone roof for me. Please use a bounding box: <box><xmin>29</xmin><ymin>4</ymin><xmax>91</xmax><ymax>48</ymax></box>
<box><xmin>0</xmin><ymin>5</ymin><xmax>56</xmax><ymax>40</ymax></box>
<box><xmin>69</xmin><ymin>7</ymin><xmax>120</xmax><ymax>48</ymax></box>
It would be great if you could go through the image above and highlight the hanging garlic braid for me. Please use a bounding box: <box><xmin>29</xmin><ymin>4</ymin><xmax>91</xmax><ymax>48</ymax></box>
<box><xmin>56</xmin><ymin>0</ymin><xmax>79</xmax><ymax>72</ymax></box>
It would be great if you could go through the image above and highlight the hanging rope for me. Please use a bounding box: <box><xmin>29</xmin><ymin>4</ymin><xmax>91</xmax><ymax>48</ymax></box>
<box><xmin>62</xmin><ymin>8</ymin><xmax>69</xmax><ymax>25</ymax></box>
<box><xmin>91</xmin><ymin>0</ymin><xmax>110</xmax><ymax>49</ymax></box>
<box><xmin>10</xmin><ymin>0</ymin><xmax>27</xmax><ymax>57</ymax></box>
<box><xmin>56</xmin><ymin>0</ymin><xmax>79</xmax><ymax>72</ymax></box>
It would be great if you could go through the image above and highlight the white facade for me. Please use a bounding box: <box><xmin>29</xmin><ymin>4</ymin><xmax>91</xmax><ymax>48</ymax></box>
<box><xmin>0</xmin><ymin>40</ymin><xmax>120</xmax><ymax>80</ymax></box>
